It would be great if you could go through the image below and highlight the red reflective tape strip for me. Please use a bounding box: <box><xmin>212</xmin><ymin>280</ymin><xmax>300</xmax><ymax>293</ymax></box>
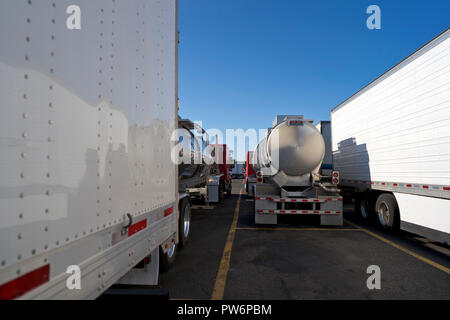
<box><xmin>302</xmin><ymin>211</ymin><xmax>309</xmax><ymax>214</ymax></box>
<box><xmin>291</xmin><ymin>211</ymin><xmax>297</xmax><ymax>214</ymax></box>
<box><xmin>371</xmin><ymin>182</ymin><xmax>375</xmax><ymax>185</ymax></box>
<box><xmin>314</xmin><ymin>210</ymin><xmax>320</xmax><ymax>214</ymax></box>
<box><xmin>291</xmin><ymin>199</ymin><xmax>297</xmax><ymax>202</ymax></box>
<box><xmin>313</xmin><ymin>199</ymin><xmax>319</xmax><ymax>202</ymax></box>
<box><xmin>0</xmin><ymin>264</ymin><xmax>50</xmax><ymax>300</ymax></box>
<box><xmin>280</xmin><ymin>210</ymin><xmax>286</xmax><ymax>213</ymax></box>
<box><xmin>280</xmin><ymin>199</ymin><xmax>286</xmax><ymax>202</ymax></box>
<box><xmin>128</xmin><ymin>219</ymin><xmax>147</xmax><ymax>237</ymax></box>
<box><xmin>302</xmin><ymin>199</ymin><xmax>308</xmax><ymax>202</ymax></box>
<box><xmin>406</xmin><ymin>184</ymin><xmax>412</xmax><ymax>188</ymax></box>
<box><xmin>423</xmin><ymin>185</ymin><xmax>429</xmax><ymax>189</ymax></box>
<box><xmin>269</xmin><ymin>210</ymin><xmax>274</xmax><ymax>214</ymax></box>
<box><xmin>393</xmin><ymin>183</ymin><xmax>398</xmax><ymax>186</ymax></box>
<box><xmin>255</xmin><ymin>197</ymin><xmax>260</xmax><ymax>200</ymax></box>
<box><xmin>338</xmin><ymin>198</ymin><xmax>343</xmax><ymax>201</ymax></box>
<box><xmin>444</xmin><ymin>187</ymin><xmax>450</xmax><ymax>191</ymax></box>
<box><xmin>325</xmin><ymin>210</ymin><xmax>331</xmax><ymax>214</ymax></box>
<box><xmin>381</xmin><ymin>182</ymin><xmax>386</xmax><ymax>186</ymax></box>
<box><xmin>164</xmin><ymin>206</ymin><xmax>174</xmax><ymax>217</ymax></box>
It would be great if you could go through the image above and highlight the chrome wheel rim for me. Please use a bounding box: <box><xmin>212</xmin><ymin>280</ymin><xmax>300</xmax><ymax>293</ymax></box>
<box><xmin>167</xmin><ymin>243</ymin><xmax>176</xmax><ymax>258</ymax></box>
<box><xmin>360</xmin><ymin>200</ymin><xmax>368</xmax><ymax>219</ymax></box>
<box><xmin>183</xmin><ymin>205</ymin><xmax>191</xmax><ymax>238</ymax></box>
<box><xmin>378</xmin><ymin>201</ymin><xmax>389</xmax><ymax>226</ymax></box>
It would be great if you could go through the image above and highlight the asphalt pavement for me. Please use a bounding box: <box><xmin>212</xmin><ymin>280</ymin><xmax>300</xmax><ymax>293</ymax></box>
<box><xmin>159</xmin><ymin>179</ymin><xmax>450</xmax><ymax>300</ymax></box>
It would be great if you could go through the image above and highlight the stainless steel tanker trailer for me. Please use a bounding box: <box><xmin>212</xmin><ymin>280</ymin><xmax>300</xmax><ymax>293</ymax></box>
<box><xmin>177</xmin><ymin>117</ymin><xmax>228</xmax><ymax>204</ymax></box>
<box><xmin>252</xmin><ymin>115</ymin><xmax>343</xmax><ymax>225</ymax></box>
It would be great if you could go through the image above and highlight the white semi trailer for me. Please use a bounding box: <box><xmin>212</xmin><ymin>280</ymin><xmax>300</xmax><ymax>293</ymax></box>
<box><xmin>0</xmin><ymin>0</ymin><xmax>184</xmax><ymax>299</ymax></box>
<box><xmin>253</xmin><ymin>115</ymin><xmax>342</xmax><ymax>226</ymax></box>
<box><xmin>331</xmin><ymin>29</ymin><xmax>450</xmax><ymax>244</ymax></box>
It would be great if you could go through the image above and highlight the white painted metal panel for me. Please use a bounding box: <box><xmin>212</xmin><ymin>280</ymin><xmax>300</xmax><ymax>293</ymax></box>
<box><xmin>0</xmin><ymin>0</ymin><xmax>177</xmax><ymax>286</ymax></box>
<box><xmin>394</xmin><ymin>193</ymin><xmax>450</xmax><ymax>236</ymax></box>
<box><xmin>331</xmin><ymin>30</ymin><xmax>450</xmax><ymax>189</ymax></box>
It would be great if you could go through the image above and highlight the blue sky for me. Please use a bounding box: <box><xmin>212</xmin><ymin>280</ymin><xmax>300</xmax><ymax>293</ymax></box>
<box><xmin>178</xmin><ymin>0</ymin><xmax>449</xmax><ymax>160</ymax></box>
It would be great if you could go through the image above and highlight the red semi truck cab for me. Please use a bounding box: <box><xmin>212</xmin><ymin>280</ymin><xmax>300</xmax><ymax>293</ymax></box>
<box><xmin>212</xmin><ymin>144</ymin><xmax>232</xmax><ymax>198</ymax></box>
<box><xmin>245</xmin><ymin>151</ymin><xmax>257</xmax><ymax>196</ymax></box>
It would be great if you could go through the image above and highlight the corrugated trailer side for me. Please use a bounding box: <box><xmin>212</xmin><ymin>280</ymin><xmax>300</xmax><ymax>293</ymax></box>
<box><xmin>0</xmin><ymin>0</ymin><xmax>178</xmax><ymax>299</ymax></box>
<box><xmin>331</xmin><ymin>29</ymin><xmax>450</xmax><ymax>243</ymax></box>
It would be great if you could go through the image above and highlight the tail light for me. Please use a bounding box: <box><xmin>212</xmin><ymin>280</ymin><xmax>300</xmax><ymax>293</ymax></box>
<box><xmin>257</xmin><ymin>171</ymin><xmax>263</xmax><ymax>184</ymax></box>
<box><xmin>332</xmin><ymin>171</ymin><xmax>339</xmax><ymax>185</ymax></box>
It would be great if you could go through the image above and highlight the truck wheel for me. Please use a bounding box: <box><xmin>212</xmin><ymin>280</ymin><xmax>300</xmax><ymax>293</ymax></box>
<box><xmin>355</xmin><ymin>195</ymin><xmax>372</xmax><ymax>221</ymax></box>
<box><xmin>159</xmin><ymin>244</ymin><xmax>176</xmax><ymax>273</ymax></box>
<box><xmin>178</xmin><ymin>198</ymin><xmax>191</xmax><ymax>249</ymax></box>
<box><xmin>375</xmin><ymin>193</ymin><xmax>399</xmax><ymax>230</ymax></box>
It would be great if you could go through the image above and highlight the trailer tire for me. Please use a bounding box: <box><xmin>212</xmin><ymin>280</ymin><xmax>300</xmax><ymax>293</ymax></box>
<box><xmin>355</xmin><ymin>195</ymin><xmax>372</xmax><ymax>221</ymax></box>
<box><xmin>375</xmin><ymin>193</ymin><xmax>399</xmax><ymax>230</ymax></box>
<box><xmin>178</xmin><ymin>198</ymin><xmax>191</xmax><ymax>249</ymax></box>
<box><xmin>159</xmin><ymin>244</ymin><xmax>176</xmax><ymax>273</ymax></box>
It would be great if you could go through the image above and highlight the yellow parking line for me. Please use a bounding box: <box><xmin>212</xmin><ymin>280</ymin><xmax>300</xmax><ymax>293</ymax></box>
<box><xmin>344</xmin><ymin>219</ymin><xmax>450</xmax><ymax>274</ymax></box>
<box><xmin>211</xmin><ymin>187</ymin><xmax>243</xmax><ymax>300</ymax></box>
<box><xmin>236</xmin><ymin>227</ymin><xmax>362</xmax><ymax>231</ymax></box>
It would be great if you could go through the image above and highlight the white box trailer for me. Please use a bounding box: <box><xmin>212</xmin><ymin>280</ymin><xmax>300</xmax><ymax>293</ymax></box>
<box><xmin>0</xmin><ymin>0</ymin><xmax>184</xmax><ymax>299</ymax></box>
<box><xmin>331</xmin><ymin>29</ymin><xmax>450</xmax><ymax>244</ymax></box>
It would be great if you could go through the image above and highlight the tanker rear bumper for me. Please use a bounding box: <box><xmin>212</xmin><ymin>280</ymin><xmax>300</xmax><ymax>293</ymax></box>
<box><xmin>254</xmin><ymin>185</ymin><xmax>343</xmax><ymax>226</ymax></box>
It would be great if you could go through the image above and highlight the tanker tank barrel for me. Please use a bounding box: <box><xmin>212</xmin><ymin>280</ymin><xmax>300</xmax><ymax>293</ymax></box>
<box><xmin>253</xmin><ymin>115</ymin><xmax>325</xmax><ymax>188</ymax></box>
